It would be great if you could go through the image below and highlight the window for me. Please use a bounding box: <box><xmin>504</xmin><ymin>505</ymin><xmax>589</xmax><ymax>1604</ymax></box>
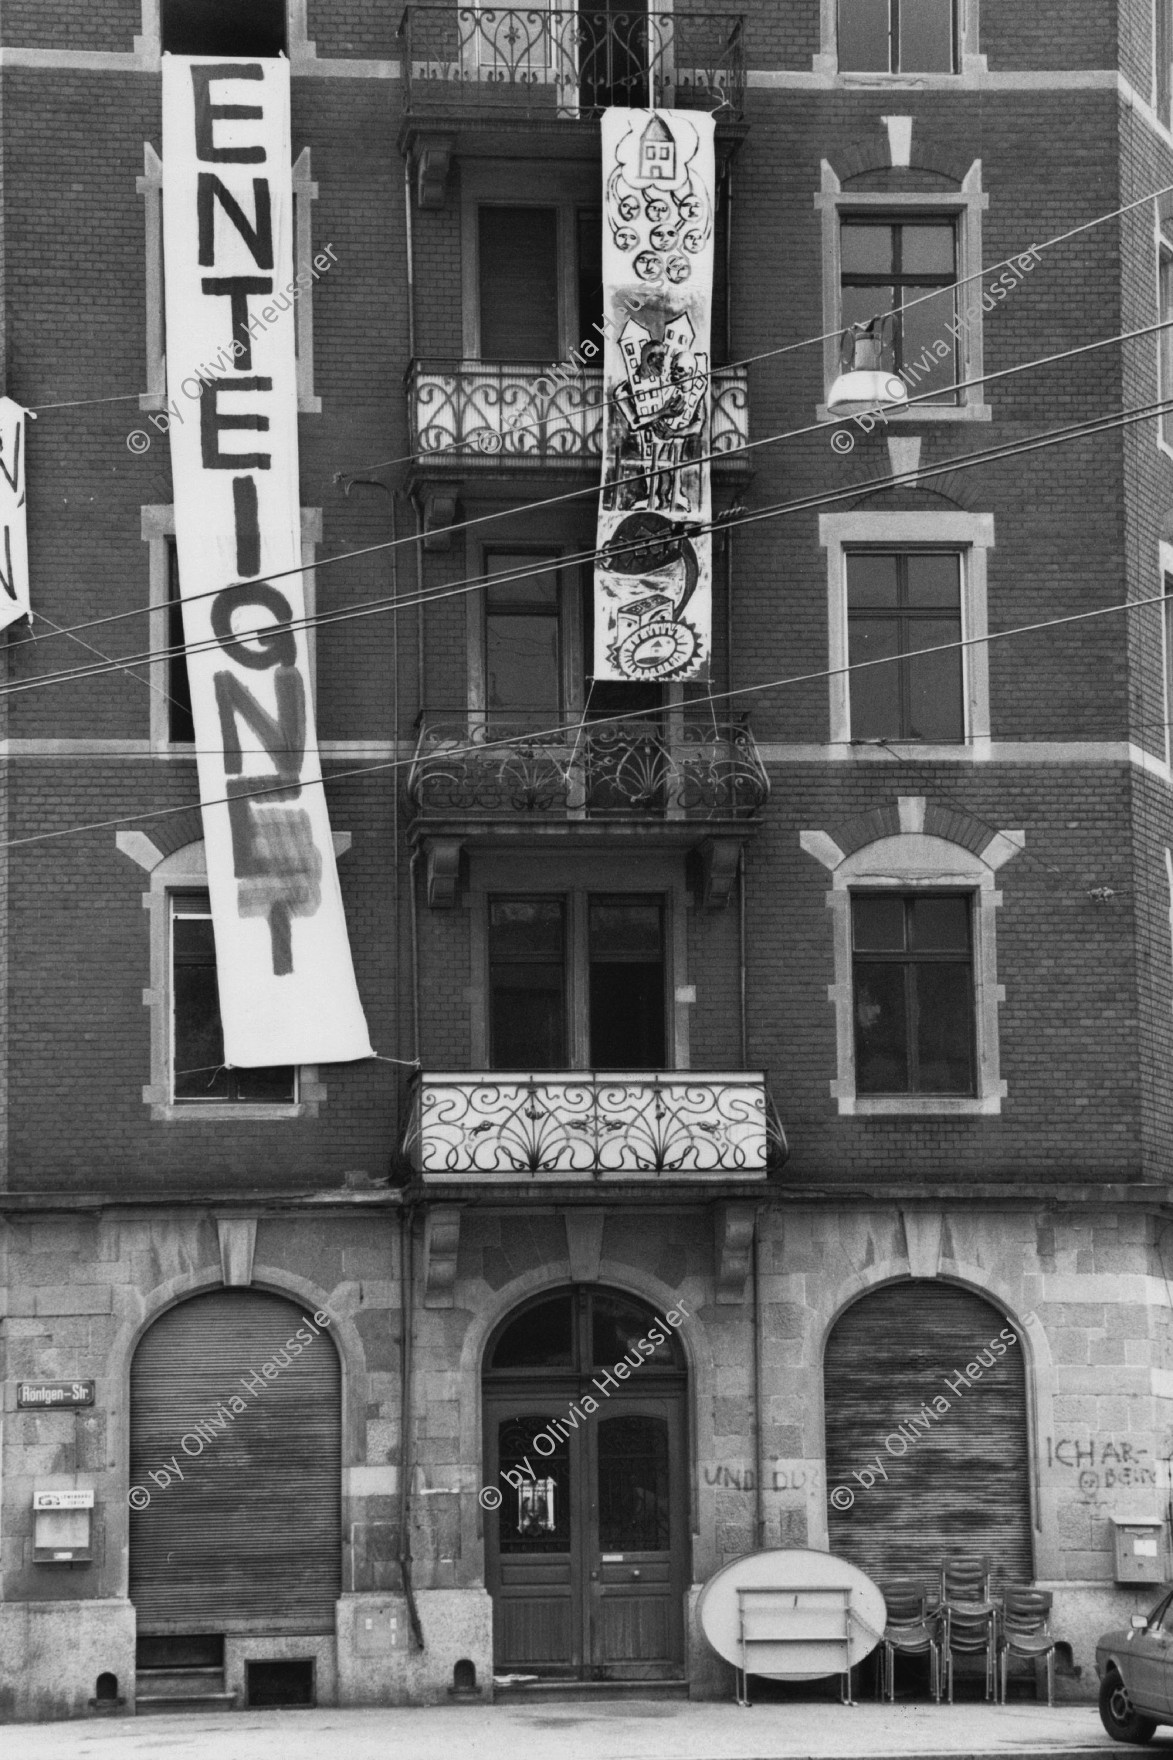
<box><xmin>487</xmin><ymin>892</ymin><xmax>667</xmax><ymax>1071</ymax></box>
<box><xmin>489</xmin><ymin>897</ymin><xmax>567</xmax><ymax>1068</ymax></box>
<box><xmin>1158</xmin><ymin>2</ymin><xmax>1172</xmax><ymax>126</ymax></box>
<box><xmin>800</xmin><ymin>795</ymin><xmax>1019</xmax><ymax>1115</ymax></box>
<box><xmin>852</xmin><ymin>892</ymin><xmax>975</xmax><ymax>1095</ymax></box>
<box><xmin>485</xmin><ymin>553</ymin><xmax>564</xmax><ymax>726</ymax></box>
<box><xmin>479</xmin><ymin>208</ymin><xmax>560</xmax><ymax>361</ymax></box>
<box><xmin>841</xmin><ymin>219</ymin><xmax>958</xmax><ymax>403</ymax></box>
<box><xmin>166</xmin><ymin>540</ymin><xmax>195</xmax><ymax>747</ymax></box>
<box><xmin>822</xmin><ymin>512</ymin><xmax>992</xmax><ymax>750</ymax></box>
<box><xmin>838</xmin><ymin>0</ymin><xmax>957</xmax><ymax>72</ymax></box>
<box><xmin>846</xmin><ymin>551</ymin><xmax>963</xmax><ymax>742</ymax></box>
<box><xmin>1161</xmin><ymin>239</ymin><xmax>1173</xmax><ymax>448</ymax></box>
<box><xmin>161</xmin><ymin>0</ymin><xmax>287</xmax><ymax>55</ymax></box>
<box><xmin>170</xmin><ymin>892</ymin><xmax>296</xmax><ymax>1104</ymax></box>
<box><xmin>588</xmin><ymin>896</ymin><xmax>665</xmax><ymax>1067</ymax></box>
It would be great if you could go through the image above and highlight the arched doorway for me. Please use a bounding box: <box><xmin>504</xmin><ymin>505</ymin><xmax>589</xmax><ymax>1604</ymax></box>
<box><xmin>483</xmin><ymin>1286</ymin><xmax>689</xmax><ymax>1682</ymax></box>
<box><xmin>824</xmin><ymin>1281</ymin><xmax>1032</xmax><ymax>1591</ymax></box>
<box><xmin>129</xmin><ymin>1290</ymin><xmax>341</xmax><ymax>1636</ymax></box>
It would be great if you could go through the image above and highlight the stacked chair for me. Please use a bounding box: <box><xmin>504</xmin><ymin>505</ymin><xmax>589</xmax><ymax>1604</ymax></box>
<box><xmin>875</xmin><ymin>1559</ymin><xmax>1058</xmax><ymax>1706</ymax></box>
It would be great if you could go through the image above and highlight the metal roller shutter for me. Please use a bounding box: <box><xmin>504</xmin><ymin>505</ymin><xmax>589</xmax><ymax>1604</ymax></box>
<box><xmin>824</xmin><ymin>1281</ymin><xmax>1033</xmax><ymax>1593</ymax></box>
<box><xmin>130</xmin><ymin>1290</ymin><xmax>341</xmax><ymax>1633</ymax></box>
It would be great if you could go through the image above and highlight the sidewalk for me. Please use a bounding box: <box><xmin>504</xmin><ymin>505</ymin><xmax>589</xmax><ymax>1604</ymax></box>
<box><xmin>0</xmin><ymin>1699</ymin><xmax>1152</xmax><ymax>1760</ymax></box>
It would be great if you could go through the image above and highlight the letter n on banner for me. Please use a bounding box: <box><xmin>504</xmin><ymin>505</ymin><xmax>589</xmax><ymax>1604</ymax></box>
<box><xmin>594</xmin><ymin>109</ymin><xmax>715</xmax><ymax>684</ymax></box>
<box><xmin>162</xmin><ymin>56</ymin><xmax>371</xmax><ymax>1067</ymax></box>
<box><xmin>0</xmin><ymin>397</ymin><xmax>31</xmax><ymax>631</ymax></box>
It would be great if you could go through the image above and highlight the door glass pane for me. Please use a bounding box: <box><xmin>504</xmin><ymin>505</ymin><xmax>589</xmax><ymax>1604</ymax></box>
<box><xmin>598</xmin><ymin>1416</ymin><xmax>670</xmax><ymax>1552</ymax></box>
<box><xmin>589</xmin><ymin>898</ymin><xmax>665</xmax><ymax>1068</ymax></box>
<box><xmin>847</xmin><ymin>615</ymin><xmax>900</xmax><ymax>740</ymax></box>
<box><xmin>166</xmin><ymin>542</ymin><xmax>195</xmax><ymax>745</ymax></box>
<box><xmin>914</xmin><ymin>962</ymin><xmax>974</xmax><ymax>1092</ymax></box>
<box><xmin>577</xmin><ymin>207</ymin><xmax>604</xmax><ymax>345</ymax></box>
<box><xmin>491</xmin><ymin>1294</ymin><xmax>575</xmax><ymax>1368</ymax></box>
<box><xmin>838</xmin><ymin>0</ymin><xmax>890</xmax><ymax>70</ymax></box>
<box><xmin>479</xmin><ymin>208</ymin><xmax>559</xmax><ymax>360</ymax></box>
<box><xmin>489</xmin><ymin>899</ymin><xmax>567</xmax><ymax>1069</ymax></box>
<box><xmin>498</xmin><ymin>1417</ymin><xmax>570</xmax><ymax>1554</ymax></box>
<box><xmin>592</xmin><ymin>1295</ymin><xmax>680</xmax><ymax>1367</ymax></box>
<box><xmin>854</xmin><ymin>960</ymin><xmax>910</xmax><ymax>1093</ymax></box>
<box><xmin>906</xmin><ymin>621</ymin><xmax>963</xmax><ymax>741</ymax></box>
<box><xmin>899</xmin><ymin>0</ymin><xmax>955</xmax><ymax>71</ymax></box>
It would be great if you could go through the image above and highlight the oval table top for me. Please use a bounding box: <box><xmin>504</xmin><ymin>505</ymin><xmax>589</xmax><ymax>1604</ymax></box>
<box><xmin>697</xmin><ymin>1546</ymin><xmax>888</xmax><ymax>1679</ymax></box>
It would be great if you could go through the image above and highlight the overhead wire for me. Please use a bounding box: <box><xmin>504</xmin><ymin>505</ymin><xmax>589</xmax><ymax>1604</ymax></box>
<box><xmin>4</xmin><ymin>391</ymin><xmax>1172</xmax><ymax>705</ymax></box>
<box><xmin>12</xmin><ymin>514</ymin><xmax>1173</xmax><ymax>854</ymax></box>
<box><xmin>8</xmin><ymin>318</ymin><xmax>1173</xmax><ymax>699</ymax></box>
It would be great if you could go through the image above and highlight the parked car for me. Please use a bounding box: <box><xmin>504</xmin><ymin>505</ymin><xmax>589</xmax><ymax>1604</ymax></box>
<box><xmin>1097</xmin><ymin>1588</ymin><xmax>1173</xmax><ymax>1743</ymax></box>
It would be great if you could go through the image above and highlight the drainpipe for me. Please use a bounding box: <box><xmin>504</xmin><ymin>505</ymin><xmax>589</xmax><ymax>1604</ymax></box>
<box><xmin>409</xmin><ymin>848</ymin><xmax>422</xmax><ymax>1063</ymax></box>
<box><xmin>404</xmin><ymin>153</ymin><xmax>416</xmax><ymax>363</ymax></box>
<box><xmin>398</xmin><ymin>1203</ymin><xmax>425</xmax><ymax>1649</ymax></box>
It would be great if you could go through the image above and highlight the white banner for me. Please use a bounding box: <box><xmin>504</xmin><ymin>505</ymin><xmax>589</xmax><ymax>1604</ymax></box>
<box><xmin>0</xmin><ymin>396</ymin><xmax>31</xmax><ymax>633</ymax></box>
<box><xmin>162</xmin><ymin>56</ymin><xmax>371</xmax><ymax>1067</ymax></box>
<box><xmin>594</xmin><ymin>109</ymin><xmax>715</xmax><ymax>684</ymax></box>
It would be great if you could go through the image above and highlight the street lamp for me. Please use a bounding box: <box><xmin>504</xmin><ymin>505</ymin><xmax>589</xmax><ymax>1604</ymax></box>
<box><xmin>826</xmin><ymin>315</ymin><xmax>909</xmax><ymax>416</ymax></box>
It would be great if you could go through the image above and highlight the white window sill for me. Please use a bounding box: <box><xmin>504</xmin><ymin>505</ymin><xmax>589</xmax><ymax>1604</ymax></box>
<box><xmin>835</xmin><ymin>1092</ymin><xmax>1003</xmax><ymax>1117</ymax></box>
<box><xmin>818</xmin><ymin>404</ymin><xmax>992</xmax><ymax>425</ymax></box>
<box><xmin>147</xmin><ymin>1101</ymin><xmax>314</xmax><ymax>1122</ymax></box>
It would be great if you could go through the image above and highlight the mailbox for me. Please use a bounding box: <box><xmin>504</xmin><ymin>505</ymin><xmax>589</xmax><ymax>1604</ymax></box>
<box><xmin>33</xmin><ymin>1489</ymin><xmax>93</xmax><ymax>1564</ymax></box>
<box><xmin>1112</xmin><ymin>1518</ymin><xmax>1165</xmax><ymax>1585</ymax></box>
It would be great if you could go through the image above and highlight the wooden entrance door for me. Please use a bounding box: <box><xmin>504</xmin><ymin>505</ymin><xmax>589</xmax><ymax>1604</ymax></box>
<box><xmin>483</xmin><ymin>1288</ymin><xmax>688</xmax><ymax>1681</ymax></box>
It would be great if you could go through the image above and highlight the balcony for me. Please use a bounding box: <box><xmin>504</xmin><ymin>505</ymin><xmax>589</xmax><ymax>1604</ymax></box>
<box><xmin>408</xmin><ymin>359</ymin><xmax>749</xmax><ymax>480</ymax></box>
<box><xmin>402</xmin><ymin>1070</ymin><xmax>783</xmax><ymax>1181</ymax></box>
<box><xmin>409</xmin><ymin>714</ymin><xmax>767</xmax><ymax>903</ymax></box>
<box><xmin>399</xmin><ymin>7</ymin><xmax>746</xmax><ymax>123</ymax></box>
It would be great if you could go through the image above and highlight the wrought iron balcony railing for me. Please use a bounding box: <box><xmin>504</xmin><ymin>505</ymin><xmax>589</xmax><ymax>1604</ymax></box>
<box><xmin>408</xmin><ymin>360</ymin><xmax>748</xmax><ymax>470</ymax></box>
<box><xmin>408</xmin><ymin>714</ymin><xmax>769</xmax><ymax>820</ymax></box>
<box><xmin>399</xmin><ymin>7</ymin><xmax>746</xmax><ymax>120</ymax></box>
<box><xmin>403</xmin><ymin>1071</ymin><xmax>782</xmax><ymax>1178</ymax></box>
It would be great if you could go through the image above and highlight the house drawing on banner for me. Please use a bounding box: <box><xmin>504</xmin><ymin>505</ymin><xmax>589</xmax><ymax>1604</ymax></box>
<box><xmin>639</xmin><ymin>114</ymin><xmax>676</xmax><ymax>181</ymax></box>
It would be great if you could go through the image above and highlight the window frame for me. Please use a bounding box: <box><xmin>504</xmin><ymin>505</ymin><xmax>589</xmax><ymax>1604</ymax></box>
<box><xmin>821</xmin><ymin>512</ymin><xmax>994</xmax><ymax>755</ymax></box>
<box><xmin>844</xmin><ymin>547</ymin><xmax>966</xmax><ymax>745</ymax></box>
<box><xmin>468</xmin><ymin>852</ymin><xmax>688</xmax><ymax>1071</ymax></box>
<box><xmin>134</xmin><ymin>0</ymin><xmax>317</xmax><ymax>61</ymax></box>
<box><xmin>1157</xmin><ymin>1</ymin><xmax>1173</xmax><ymax>128</ymax></box>
<box><xmin>1159</xmin><ymin>545</ymin><xmax>1173</xmax><ymax>770</ymax></box>
<box><xmin>142</xmin><ymin>503</ymin><xmax>322</xmax><ymax>754</ymax></box>
<box><xmin>816</xmin><ymin>164</ymin><xmax>990</xmax><ymax>424</ymax></box>
<box><xmin>800</xmin><ymin>799</ymin><xmax>1021</xmax><ymax>1117</ymax></box>
<box><xmin>851</xmin><ymin>889</ymin><xmax>977</xmax><ymax>1096</ymax></box>
<box><xmin>836</xmin><ymin>0</ymin><xmax>959</xmax><ymax>76</ymax></box>
<box><xmin>1158</xmin><ymin>225</ymin><xmax>1173</xmax><ymax>458</ymax></box>
<box><xmin>468</xmin><ymin>541</ymin><xmax>584</xmax><ymax>727</ymax></box>
<box><xmin>137</xmin><ymin>143</ymin><xmax>322</xmax><ymax>417</ymax></box>
<box><xmin>117</xmin><ymin>835</ymin><xmax>337</xmax><ymax>1121</ymax></box>
<box><xmin>840</xmin><ymin>214</ymin><xmax>961</xmax><ymax>404</ymax></box>
<box><xmin>818</xmin><ymin>0</ymin><xmax>982</xmax><ymax>79</ymax></box>
<box><xmin>462</xmin><ymin>163</ymin><xmax>598</xmax><ymax>361</ymax></box>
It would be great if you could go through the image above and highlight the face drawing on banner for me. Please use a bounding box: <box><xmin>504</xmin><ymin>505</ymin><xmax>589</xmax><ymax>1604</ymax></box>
<box><xmin>597</xmin><ymin>511</ymin><xmax>702</xmax><ymax>682</ymax></box>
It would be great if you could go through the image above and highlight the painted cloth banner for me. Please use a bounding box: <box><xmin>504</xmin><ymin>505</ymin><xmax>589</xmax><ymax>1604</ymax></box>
<box><xmin>162</xmin><ymin>56</ymin><xmax>372</xmax><ymax>1067</ymax></box>
<box><xmin>594</xmin><ymin>109</ymin><xmax>715</xmax><ymax>683</ymax></box>
<box><xmin>0</xmin><ymin>397</ymin><xmax>31</xmax><ymax>632</ymax></box>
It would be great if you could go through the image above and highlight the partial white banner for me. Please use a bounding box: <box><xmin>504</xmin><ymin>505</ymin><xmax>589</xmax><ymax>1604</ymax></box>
<box><xmin>162</xmin><ymin>55</ymin><xmax>371</xmax><ymax>1067</ymax></box>
<box><xmin>0</xmin><ymin>396</ymin><xmax>31</xmax><ymax>632</ymax></box>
